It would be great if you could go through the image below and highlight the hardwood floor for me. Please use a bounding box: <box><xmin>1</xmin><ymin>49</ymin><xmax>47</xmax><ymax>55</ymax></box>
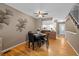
<box><xmin>1</xmin><ymin>36</ymin><xmax>77</xmax><ymax>56</ymax></box>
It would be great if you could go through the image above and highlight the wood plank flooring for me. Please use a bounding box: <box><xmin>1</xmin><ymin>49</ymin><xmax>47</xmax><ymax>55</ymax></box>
<box><xmin>1</xmin><ymin>36</ymin><xmax>77</xmax><ymax>56</ymax></box>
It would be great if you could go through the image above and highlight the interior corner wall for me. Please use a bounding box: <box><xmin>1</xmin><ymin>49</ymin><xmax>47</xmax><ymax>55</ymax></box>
<box><xmin>0</xmin><ymin>4</ymin><xmax>38</xmax><ymax>51</ymax></box>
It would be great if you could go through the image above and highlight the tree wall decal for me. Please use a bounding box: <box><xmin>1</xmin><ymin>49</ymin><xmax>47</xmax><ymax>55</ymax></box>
<box><xmin>16</xmin><ymin>18</ymin><xmax>27</xmax><ymax>32</ymax></box>
<box><xmin>0</xmin><ymin>8</ymin><xmax>13</xmax><ymax>29</ymax></box>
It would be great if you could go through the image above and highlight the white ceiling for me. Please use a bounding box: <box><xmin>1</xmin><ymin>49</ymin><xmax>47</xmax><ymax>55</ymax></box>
<box><xmin>6</xmin><ymin>3</ymin><xmax>75</xmax><ymax>21</ymax></box>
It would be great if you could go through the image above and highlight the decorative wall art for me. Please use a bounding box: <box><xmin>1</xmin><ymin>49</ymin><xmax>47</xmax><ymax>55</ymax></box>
<box><xmin>16</xmin><ymin>18</ymin><xmax>27</xmax><ymax>32</ymax></box>
<box><xmin>0</xmin><ymin>8</ymin><xmax>13</xmax><ymax>29</ymax></box>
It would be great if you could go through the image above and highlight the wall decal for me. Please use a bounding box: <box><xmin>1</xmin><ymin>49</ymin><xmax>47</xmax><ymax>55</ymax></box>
<box><xmin>16</xmin><ymin>18</ymin><xmax>27</xmax><ymax>32</ymax></box>
<box><xmin>0</xmin><ymin>8</ymin><xmax>13</xmax><ymax>29</ymax></box>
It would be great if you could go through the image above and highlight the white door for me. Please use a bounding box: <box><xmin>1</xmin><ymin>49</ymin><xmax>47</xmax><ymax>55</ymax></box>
<box><xmin>59</xmin><ymin>24</ymin><xmax>65</xmax><ymax>35</ymax></box>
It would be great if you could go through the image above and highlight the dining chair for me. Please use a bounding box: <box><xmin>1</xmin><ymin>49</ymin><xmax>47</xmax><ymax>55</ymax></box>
<box><xmin>28</xmin><ymin>31</ymin><xmax>40</xmax><ymax>50</ymax></box>
<box><xmin>28</xmin><ymin>31</ymin><xmax>37</xmax><ymax>50</ymax></box>
<box><xmin>39</xmin><ymin>33</ymin><xmax>49</xmax><ymax>48</ymax></box>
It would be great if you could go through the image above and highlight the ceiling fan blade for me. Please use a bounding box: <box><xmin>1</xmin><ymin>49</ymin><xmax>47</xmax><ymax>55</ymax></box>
<box><xmin>44</xmin><ymin>13</ymin><xmax>48</xmax><ymax>15</ymax></box>
<box><xmin>42</xmin><ymin>13</ymin><xmax>48</xmax><ymax>15</ymax></box>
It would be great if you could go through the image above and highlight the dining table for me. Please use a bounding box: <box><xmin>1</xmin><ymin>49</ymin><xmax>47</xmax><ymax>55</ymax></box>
<box><xmin>34</xmin><ymin>33</ymin><xmax>46</xmax><ymax>37</ymax></box>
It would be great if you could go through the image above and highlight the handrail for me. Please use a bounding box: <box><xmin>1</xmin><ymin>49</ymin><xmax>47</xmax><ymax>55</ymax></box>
<box><xmin>69</xmin><ymin>13</ymin><xmax>79</xmax><ymax>28</ymax></box>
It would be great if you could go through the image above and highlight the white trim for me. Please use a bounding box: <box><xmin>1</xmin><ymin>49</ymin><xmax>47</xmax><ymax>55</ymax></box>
<box><xmin>66</xmin><ymin>31</ymin><xmax>77</xmax><ymax>35</ymax></box>
<box><xmin>67</xmin><ymin>40</ymin><xmax>79</xmax><ymax>56</ymax></box>
<box><xmin>0</xmin><ymin>41</ymin><xmax>26</xmax><ymax>54</ymax></box>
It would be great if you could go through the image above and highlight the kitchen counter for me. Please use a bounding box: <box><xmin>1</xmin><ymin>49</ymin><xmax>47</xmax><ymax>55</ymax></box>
<box><xmin>41</xmin><ymin>30</ymin><xmax>56</xmax><ymax>39</ymax></box>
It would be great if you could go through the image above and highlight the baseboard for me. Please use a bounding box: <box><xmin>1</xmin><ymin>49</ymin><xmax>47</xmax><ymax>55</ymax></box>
<box><xmin>67</xmin><ymin>40</ymin><xmax>79</xmax><ymax>56</ymax></box>
<box><xmin>1</xmin><ymin>41</ymin><xmax>26</xmax><ymax>54</ymax></box>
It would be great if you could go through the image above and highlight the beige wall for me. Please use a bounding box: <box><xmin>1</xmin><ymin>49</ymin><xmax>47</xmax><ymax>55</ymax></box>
<box><xmin>0</xmin><ymin>4</ymin><xmax>38</xmax><ymax>50</ymax></box>
<box><xmin>0</xmin><ymin>38</ymin><xmax>2</xmax><ymax>52</ymax></box>
<box><xmin>35</xmin><ymin>19</ymin><xmax>42</xmax><ymax>29</ymax></box>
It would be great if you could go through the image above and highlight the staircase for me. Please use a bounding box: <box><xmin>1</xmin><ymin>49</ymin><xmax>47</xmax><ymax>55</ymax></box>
<box><xmin>65</xmin><ymin>11</ymin><xmax>79</xmax><ymax>55</ymax></box>
<box><xmin>69</xmin><ymin>13</ymin><xmax>79</xmax><ymax>28</ymax></box>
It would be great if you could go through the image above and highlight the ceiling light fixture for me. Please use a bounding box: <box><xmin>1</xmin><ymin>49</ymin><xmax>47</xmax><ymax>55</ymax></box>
<box><xmin>34</xmin><ymin>10</ymin><xmax>48</xmax><ymax>18</ymax></box>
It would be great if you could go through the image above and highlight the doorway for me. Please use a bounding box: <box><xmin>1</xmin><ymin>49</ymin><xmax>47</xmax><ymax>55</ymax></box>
<box><xmin>59</xmin><ymin>23</ymin><xmax>65</xmax><ymax>35</ymax></box>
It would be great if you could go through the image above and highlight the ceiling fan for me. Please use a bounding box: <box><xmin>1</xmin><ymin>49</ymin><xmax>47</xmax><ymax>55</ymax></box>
<box><xmin>34</xmin><ymin>10</ymin><xmax>48</xmax><ymax>17</ymax></box>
